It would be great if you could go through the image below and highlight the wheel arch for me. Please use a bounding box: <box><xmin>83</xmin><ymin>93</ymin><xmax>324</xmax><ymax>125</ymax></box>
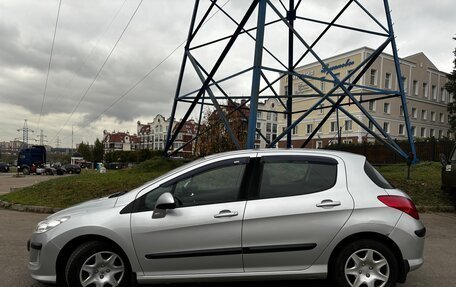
<box><xmin>55</xmin><ymin>234</ymin><xmax>135</xmax><ymax>285</ymax></box>
<box><xmin>328</xmin><ymin>231</ymin><xmax>408</xmax><ymax>283</ymax></box>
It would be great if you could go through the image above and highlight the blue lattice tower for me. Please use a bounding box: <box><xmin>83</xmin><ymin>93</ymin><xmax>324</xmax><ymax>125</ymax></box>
<box><xmin>165</xmin><ymin>0</ymin><xmax>416</xmax><ymax>162</ymax></box>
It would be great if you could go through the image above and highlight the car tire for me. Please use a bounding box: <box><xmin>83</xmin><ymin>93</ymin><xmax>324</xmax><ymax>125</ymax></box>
<box><xmin>65</xmin><ymin>241</ymin><xmax>133</xmax><ymax>287</ymax></box>
<box><xmin>331</xmin><ymin>239</ymin><xmax>398</xmax><ymax>287</ymax></box>
<box><xmin>22</xmin><ymin>167</ymin><xmax>30</xmax><ymax>175</ymax></box>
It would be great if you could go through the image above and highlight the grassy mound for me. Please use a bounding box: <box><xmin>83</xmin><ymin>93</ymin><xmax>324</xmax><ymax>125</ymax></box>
<box><xmin>0</xmin><ymin>158</ymin><xmax>185</xmax><ymax>208</ymax></box>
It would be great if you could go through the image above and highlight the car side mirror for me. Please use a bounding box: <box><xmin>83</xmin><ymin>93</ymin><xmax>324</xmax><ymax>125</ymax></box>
<box><xmin>439</xmin><ymin>153</ymin><xmax>448</xmax><ymax>166</ymax></box>
<box><xmin>152</xmin><ymin>192</ymin><xmax>176</xmax><ymax>219</ymax></box>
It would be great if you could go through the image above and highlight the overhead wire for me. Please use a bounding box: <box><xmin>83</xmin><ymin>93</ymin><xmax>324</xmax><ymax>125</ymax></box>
<box><xmin>51</xmin><ymin>0</ymin><xmax>144</xmax><ymax>142</ymax></box>
<box><xmin>72</xmin><ymin>0</ymin><xmax>232</xmax><ymax>138</ymax></box>
<box><xmin>52</xmin><ymin>0</ymin><xmax>129</xmax><ymax>111</ymax></box>
<box><xmin>38</xmin><ymin>0</ymin><xmax>62</xmax><ymax>130</ymax></box>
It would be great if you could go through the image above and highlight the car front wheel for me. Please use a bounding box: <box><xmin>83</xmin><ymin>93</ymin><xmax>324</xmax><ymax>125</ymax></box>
<box><xmin>65</xmin><ymin>241</ymin><xmax>132</xmax><ymax>287</ymax></box>
<box><xmin>332</xmin><ymin>239</ymin><xmax>398</xmax><ymax>287</ymax></box>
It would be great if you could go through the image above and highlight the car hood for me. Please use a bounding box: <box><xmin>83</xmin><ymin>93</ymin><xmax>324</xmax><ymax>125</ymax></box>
<box><xmin>48</xmin><ymin>196</ymin><xmax>118</xmax><ymax>219</ymax></box>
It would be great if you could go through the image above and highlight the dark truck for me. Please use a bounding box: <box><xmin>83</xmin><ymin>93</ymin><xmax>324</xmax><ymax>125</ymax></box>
<box><xmin>440</xmin><ymin>144</ymin><xmax>456</xmax><ymax>191</ymax></box>
<box><xmin>17</xmin><ymin>145</ymin><xmax>46</xmax><ymax>175</ymax></box>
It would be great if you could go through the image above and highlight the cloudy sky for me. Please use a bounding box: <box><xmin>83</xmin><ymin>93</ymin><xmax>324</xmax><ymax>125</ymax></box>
<box><xmin>0</xmin><ymin>0</ymin><xmax>455</xmax><ymax>148</ymax></box>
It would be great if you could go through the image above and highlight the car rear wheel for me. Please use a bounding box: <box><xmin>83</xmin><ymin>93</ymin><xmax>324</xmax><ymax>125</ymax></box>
<box><xmin>22</xmin><ymin>167</ymin><xmax>30</xmax><ymax>175</ymax></box>
<box><xmin>65</xmin><ymin>241</ymin><xmax>132</xmax><ymax>287</ymax></box>
<box><xmin>331</xmin><ymin>239</ymin><xmax>398</xmax><ymax>287</ymax></box>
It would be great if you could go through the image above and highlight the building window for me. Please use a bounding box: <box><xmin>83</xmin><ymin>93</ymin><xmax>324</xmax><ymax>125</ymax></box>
<box><xmin>430</xmin><ymin>129</ymin><xmax>435</xmax><ymax>138</ymax></box>
<box><xmin>402</xmin><ymin>76</ymin><xmax>408</xmax><ymax>93</ymax></box>
<box><xmin>420</xmin><ymin>127</ymin><xmax>426</xmax><ymax>138</ymax></box>
<box><xmin>440</xmin><ymin>113</ymin><xmax>444</xmax><ymax>123</ymax></box>
<box><xmin>368</xmin><ymin>100</ymin><xmax>376</xmax><ymax>111</ymax></box>
<box><xmin>266</xmin><ymin>123</ymin><xmax>271</xmax><ymax>132</ymax></box>
<box><xmin>320</xmin><ymin>77</ymin><xmax>325</xmax><ymax>92</ymax></box>
<box><xmin>343</xmin><ymin>139</ymin><xmax>353</xmax><ymax>144</ymax></box>
<box><xmin>432</xmin><ymin>85</ymin><xmax>437</xmax><ymax>100</ymax></box>
<box><xmin>306</xmin><ymin>124</ymin><xmax>313</xmax><ymax>134</ymax></box>
<box><xmin>273</xmin><ymin>113</ymin><xmax>278</xmax><ymax>121</ymax></box>
<box><xmin>267</xmin><ymin>112</ymin><xmax>271</xmax><ymax>120</ymax></box>
<box><xmin>411</xmin><ymin>126</ymin><xmax>416</xmax><ymax>137</ymax></box>
<box><xmin>413</xmin><ymin>80</ymin><xmax>419</xmax><ymax>96</ymax></box>
<box><xmin>319</xmin><ymin>104</ymin><xmax>324</xmax><ymax>114</ymax></box>
<box><xmin>399</xmin><ymin>124</ymin><xmax>405</xmax><ymax>136</ymax></box>
<box><xmin>423</xmin><ymin>82</ymin><xmax>428</xmax><ymax>98</ymax></box>
<box><xmin>368</xmin><ymin>121</ymin><xmax>375</xmax><ymax>132</ymax></box>
<box><xmin>411</xmin><ymin>108</ymin><xmax>417</xmax><ymax>118</ymax></box>
<box><xmin>330</xmin><ymin>121</ymin><xmax>337</xmax><ymax>132</ymax></box>
<box><xmin>292</xmin><ymin>126</ymin><xmax>299</xmax><ymax>135</ymax></box>
<box><xmin>439</xmin><ymin>130</ymin><xmax>443</xmax><ymax>139</ymax></box>
<box><xmin>384</xmin><ymin>73</ymin><xmax>392</xmax><ymax>89</ymax></box>
<box><xmin>284</xmin><ymin>86</ymin><xmax>288</xmax><ymax>96</ymax></box>
<box><xmin>383</xmin><ymin>102</ymin><xmax>390</xmax><ymax>114</ymax></box>
<box><xmin>272</xmin><ymin>124</ymin><xmax>278</xmax><ymax>134</ymax></box>
<box><xmin>283</xmin><ymin>113</ymin><xmax>287</xmax><ymax>120</ymax></box>
<box><xmin>441</xmin><ymin>88</ymin><xmax>446</xmax><ymax>102</ymax></box>
<box><xmin>370</xmin><ymin>69</ymin><xmax>377</xmax><ymax>86</ymax></box>
<box><xmin>431</xmin><ymin>111</ymin><xmax>436</xmax><ymax>122</ymax></box>
<box><xmin>421</xmin><ymin>110</ymin><xmax>427</xmax><ymax>120</ymax></box>
<box><xmin>256</xmin><ymin>123</ymin><xmax>261</xmax><ymax>129</ymax></box>
<box><xmin>316</xmin><ymin>141</ymin><xmax>323</xmax><ymax>149</ymax></box>
<box><xmin>383</xmin><ymin>122</ymin><xmax>390</xmax><ymax>133</ymax></box>
<box><xmin>400</xmin><ymin>105</ymin><xmax>404</xmax><ymax>117</ymax></box>
<box><xmin>345</xmin><ymin>120</ymin><xmax>353</xmax><ymax>131</ymax></box>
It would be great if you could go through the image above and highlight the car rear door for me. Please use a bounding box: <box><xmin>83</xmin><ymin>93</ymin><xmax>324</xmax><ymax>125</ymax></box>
<box><xmin>242</xmin><ymin>153</ymin><xmax>354</xmax><ymax>272</ymax></box>
<box><xmin>130</xmin><ymin>157</ymin><xmax>251</xmax><ymax>276</ymax></box>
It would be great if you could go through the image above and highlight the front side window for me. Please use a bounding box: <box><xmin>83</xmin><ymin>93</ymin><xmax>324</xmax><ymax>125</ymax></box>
<box><xmin>174</xmin><ymin>164</ymin><xmax>246</xmax><ymax>208</ymax></box>
<box><xmin>258</xmin><ymin>158</ymin><xmax>338</xmax><ymax>199</ymax></box>
<box><xmin>133</xmin><ymin>161</ymin><xmax>246</xmax><ymax>212</ymax></box>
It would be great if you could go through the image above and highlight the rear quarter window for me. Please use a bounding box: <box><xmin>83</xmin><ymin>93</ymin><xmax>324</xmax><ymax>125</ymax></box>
<box><xmin>364</xmin><ymin>161</ymin><xmax>394</xmax><ymax>189</ymax></box>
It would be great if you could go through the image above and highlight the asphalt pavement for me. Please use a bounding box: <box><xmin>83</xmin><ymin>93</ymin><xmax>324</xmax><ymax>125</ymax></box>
<box><xmin>0</xmin><ymin>209</ymin><xmax>455</xmax><ymax>287</ymax></box>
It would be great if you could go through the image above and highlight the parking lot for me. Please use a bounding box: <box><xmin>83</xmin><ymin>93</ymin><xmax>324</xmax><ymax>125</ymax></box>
<box><xmin>0</xmin><ymin>173</ymin><xmax>58</xmax><ymax>195</ymax></box>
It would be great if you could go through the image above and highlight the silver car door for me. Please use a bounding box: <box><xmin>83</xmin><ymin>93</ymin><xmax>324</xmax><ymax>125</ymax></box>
<box><xmin>242</xmin><ymin>155</ymin><xmax>354</xmax><ymax>272</ymax></box>
<box><xmin>131</xmin><ymin>158</ymin><xmax>249</xmax><ymax>276</ymax></box>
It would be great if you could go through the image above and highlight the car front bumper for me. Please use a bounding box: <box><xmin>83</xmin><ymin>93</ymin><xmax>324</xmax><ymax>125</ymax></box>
<box><xmin>27</xmin><ymin>234</ymin><xmax>60</xmax><ymax>284</ymax></box>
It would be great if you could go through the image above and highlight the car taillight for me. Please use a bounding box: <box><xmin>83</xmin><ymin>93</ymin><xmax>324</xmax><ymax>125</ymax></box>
<box><xmin>377</xmin><ymin>195</ymin><xmax>419</xmax><ymax>220</ymax></box>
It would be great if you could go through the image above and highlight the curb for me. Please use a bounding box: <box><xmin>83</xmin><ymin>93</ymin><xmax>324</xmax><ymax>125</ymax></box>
<box><xmin>0</xmin><ymin>200</ymin><xmax>62</xmax><ymax>214</ymax></box>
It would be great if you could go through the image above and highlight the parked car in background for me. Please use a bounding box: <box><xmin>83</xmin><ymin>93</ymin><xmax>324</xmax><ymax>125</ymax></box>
<box><xmin>440</xmin><ymin>144</ymin><xmax>456</xmax><ymax>191</ymax></box>
<box><xmin>64</xmin><ymin>164</ymin><xmax>81</xmax><ymax>174</ymax></box>
<box><xmin>0</xmin><ymin>162</ymin><xmax>10</xmax><ymax>173</ymax></box>
<box><xmin>28</xmin><ymin>150</ymin><xmax>425</xmax><ymax>287</ymax></box>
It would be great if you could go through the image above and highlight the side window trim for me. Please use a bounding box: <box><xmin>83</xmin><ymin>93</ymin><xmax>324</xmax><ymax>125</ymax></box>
<box><xmin>123</xmin><ymin>157</ymin><xmax>251</xmax><ymax>214</ymax></box>
<box><xmin>249</xmin><ymin>155</ymin><xmax>339</xmax><ymax>200</ymax></box>
<box><xmin>162</xmin><ymin>157</ymin><xmax>250</xmax><ymax>188</ymax></box>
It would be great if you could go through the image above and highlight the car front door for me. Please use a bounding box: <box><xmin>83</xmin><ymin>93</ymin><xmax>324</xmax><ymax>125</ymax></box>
<box><xmin>130</xmin><ymin>157</ymin><xmax>250</xmax><ymax>276</ymax></box>
<box><xmin>242</xmin><ymin>154</ymin><xmax>354</xmax><ymax>272</ymax></box>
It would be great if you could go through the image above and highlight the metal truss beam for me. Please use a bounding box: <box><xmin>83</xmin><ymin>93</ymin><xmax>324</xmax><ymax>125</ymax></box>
<box><xmin>165</xmin><ymin>0</ymin><xmax>416</xmax><ymax>163</ymax></box>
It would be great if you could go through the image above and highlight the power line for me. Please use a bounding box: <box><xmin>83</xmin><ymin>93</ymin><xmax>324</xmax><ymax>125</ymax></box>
<box><xmin>38</xmin><ymin>0</ymin><xmax>62</xmax><ymax>129</ymax></box>
<box><xmin>72</xmin><ymin>0</ymin><xmax>232</xmax><ymax>136</ymax></box>
<box><xmin>52</xmin><ymin>0</ymin><xmax>144</xmax><ymax>142</ymax></box>
<box><xmin>51</xmin><ymin>0</ymin><xmax>129</xmax><ymax>113</ymax></box>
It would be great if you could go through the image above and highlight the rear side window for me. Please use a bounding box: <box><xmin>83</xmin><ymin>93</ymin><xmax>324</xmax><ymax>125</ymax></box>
<box><xmin>364</xmin><ymin>161</ymin><xmax>394</xmax><ymax>189</ymax></box>
<box><xmin>258</xmin><ymin>158</ymin><xmax>338</xmax><ymax>199</ymax></box>
<box><xmin>451</xmin><ymin>147</ymin><xmax>456</xmax><ymax>162</ymax></box>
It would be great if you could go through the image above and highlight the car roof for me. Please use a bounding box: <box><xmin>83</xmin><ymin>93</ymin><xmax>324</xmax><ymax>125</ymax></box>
<box><xmin>202</xmin><ymin>148</ymin><xmax>366</xmax><ymax>162</ymax></box>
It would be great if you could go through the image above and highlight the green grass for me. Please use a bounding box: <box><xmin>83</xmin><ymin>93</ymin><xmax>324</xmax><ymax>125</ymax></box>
<box><xmin>377</xmin><ymin>162</ymin><xmax>455</xmax><ymax>211</ymax></box>
<box><xmin>0</xmin><ymin>157</ymin><xmax>185</xmax><ymax>208</ymax></box>
<box><xmin>0</xmin><ymin>158</ymin><xmax>454</xmax><ymax>211</ymax></box>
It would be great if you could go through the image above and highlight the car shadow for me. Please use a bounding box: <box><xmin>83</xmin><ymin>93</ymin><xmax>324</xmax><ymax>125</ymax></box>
<box><xmin>34</xmin><ymin>279</ymin><xmax>331</xmax><ymax>287</ymax></box>
<box><xmin>145</xmin><ymin>280</ymin><xmax>331</xmax><ymax>287</ymax></box>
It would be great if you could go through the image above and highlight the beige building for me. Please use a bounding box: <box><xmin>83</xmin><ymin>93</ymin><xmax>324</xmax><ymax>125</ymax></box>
<box><xmin>278</xmin><ymin>47</ymin><xmax>454</xmax><ymax>148</ymax></box>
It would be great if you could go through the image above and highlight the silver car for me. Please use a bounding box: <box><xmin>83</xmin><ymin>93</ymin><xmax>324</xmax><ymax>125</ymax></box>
<box><xmin>28</xmin><ymin>149</ymin><xmax>425</xmax><ymax>287</ymax></box>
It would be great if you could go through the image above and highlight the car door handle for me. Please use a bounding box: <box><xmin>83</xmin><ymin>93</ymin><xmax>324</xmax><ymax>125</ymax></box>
<box><xmin>316</xmin><ymin>200</ymin><xmax>341</xmax><ymax>208</ymax></box>
<box><xmin>214</xmin><ymin>210</ymin><xmax>239</xmax><ymax>218</ymax></box>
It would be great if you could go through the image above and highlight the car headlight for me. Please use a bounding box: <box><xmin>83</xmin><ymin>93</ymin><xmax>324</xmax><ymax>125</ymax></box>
<box><xmin>35</xmin><ymin>216</ymin><xmax>70</xmax><ymax>234</ymax></box>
